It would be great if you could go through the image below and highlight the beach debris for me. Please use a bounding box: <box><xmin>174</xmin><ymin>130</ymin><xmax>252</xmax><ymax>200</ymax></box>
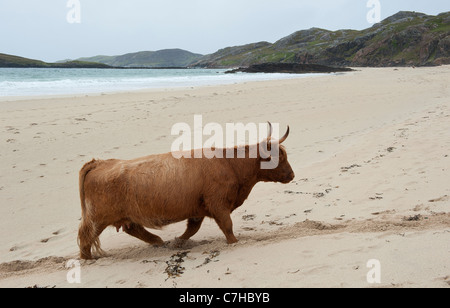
<box><xmin>284</xmin><ymin>213</ymin><xmax>297</xmax><ymax>218</ymax></box>
<box><xmin>196</xmin><ymin>250</ymin><xmax>220</xmax><ymax>268</ymax></box>
<box><xmin>26</xmin><ymin>285</ymin><xmax>56</xmax><ymax>289</ymax></box>
<box><xmin>284</xmin><ymin>190</ymin><xmax>302</xmax><ymax>195</ymax></box>
<box><xmin>313</xmin><ymin>192</ymin><xmax>325</xmax><ymax>198</ymax></box>
<box><xmin>165</xmin><ymin>251</ymin><xmax>189</xmax><ymax>279</ymax></box>
<box><xmin>370</xmin><ymin>193</ymin><xmax>384</xmax><ymax>200</ymax></box>
<box><xmin>428</xmin><ymin>195</ymin><xmax>449</xmax><ymax>203</ymax></box>
<box><xmin>369</xmin><ymin>196</ymin><xmax>383</xmax><ymax>200</ymax></box>
<box><xmin>267</xmin><ymin>220</ymin><xmax>283</xmax><ymax>226</ymax></box>
<box><xmin>141</xmin><ymin>259</ymin><xmax>161</xmax><ymax>265</ymax></box>
<box><xmin>371</xmin><ymin>209</ymin><xmax>396</xmax><ymax>215</ymax></box>
<box><xmin>340</xmin><ymin>164</ymin><xmax>361</xmax><ymax>172</ymax></box>
<box><xmin>242</xmin><ymin>214</ymin><xmax>256</xmax><ymax>221</ymax></box>
<box><xmin>291</xmin><ymin>178</ymin><xmax>308</xmax><ymax>185</ymax></box>
<box><xmin>386</xmin><ymin>147</ymin><xmax>395</xmax><ymax>153</ymax></box>
<box><xmin>403</xmin><ymin>214</ymin><xmax>423</xmax><ymax>221</ymax></box>
<box><xmin>285</xmin><ymin>190</ymin><xmax>329</xmax><ymax>197</ymax></box>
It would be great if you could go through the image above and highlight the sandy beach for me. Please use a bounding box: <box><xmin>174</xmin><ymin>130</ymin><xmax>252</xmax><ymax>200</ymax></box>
<box><xmin>0</xmin><ymin>66</ymin><xmax>449</xmax><ymax>288</ymax></box>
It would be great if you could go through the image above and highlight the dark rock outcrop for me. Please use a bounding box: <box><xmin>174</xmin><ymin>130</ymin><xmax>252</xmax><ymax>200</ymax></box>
<box><xmin>225</xmin><ymin>63</ymin><xmax>353</xmax><ymax>74</ymax></box>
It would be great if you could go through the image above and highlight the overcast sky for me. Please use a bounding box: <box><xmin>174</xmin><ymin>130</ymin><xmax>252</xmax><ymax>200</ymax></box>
<box><xmin>1</xmin><ymin>0</ymin><xmax>449</xmax><ymax>62</ymax></box>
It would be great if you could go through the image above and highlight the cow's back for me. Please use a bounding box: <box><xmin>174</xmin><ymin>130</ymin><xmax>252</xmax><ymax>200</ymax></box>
<box><xmin>81</xmin><ymin>153</ymin><xmax>236</xmax><ymax>228</ymax></box>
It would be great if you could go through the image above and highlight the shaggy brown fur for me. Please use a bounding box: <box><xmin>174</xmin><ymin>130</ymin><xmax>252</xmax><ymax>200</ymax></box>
<box><xmin>78</xmin><ymin>126</ymin><xmax>294</xmax><ymax>259</ymax></box>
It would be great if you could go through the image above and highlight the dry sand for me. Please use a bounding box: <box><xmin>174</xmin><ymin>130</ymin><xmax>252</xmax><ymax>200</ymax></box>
<box><xmin>0</xmin><ymin>67</ymin><xmax>449</xmax><ymax>288</ymax></box>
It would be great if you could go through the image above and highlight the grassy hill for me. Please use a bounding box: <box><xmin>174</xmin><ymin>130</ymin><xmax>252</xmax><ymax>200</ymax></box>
<box><xmin>0</xmin><ymin>49</ymin><xmax>203</xmax><ymax>68</ymax></box>
<box><xmin>78</xmin><ymin>49</ymin><xmax>203</xmax><ymax>67</ymax></box>
<box><xmin>191</xmin><ymin>11</ymin><xmax>450</xmax><ymax>68</ymax></box>
<box><xmin>0</xmin><ymin>53</ymin><xmax>112</xmax><ymax>68</ymax></box>
<box><xmin>0</xmin><ymin>53</ymin><xmax>50</xmax><ymax>68</ymax></box>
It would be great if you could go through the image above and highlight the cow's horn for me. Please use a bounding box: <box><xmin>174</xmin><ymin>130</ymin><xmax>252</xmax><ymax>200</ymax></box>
<box><xmin>279</xmin><ymin>126</ymin><xmax>290</xmax><ymax>144</ymax></box>
<box><xmin>267</xmin><ymin>121</ymin><xmax>273</xmax><ymax>140</ymax></box>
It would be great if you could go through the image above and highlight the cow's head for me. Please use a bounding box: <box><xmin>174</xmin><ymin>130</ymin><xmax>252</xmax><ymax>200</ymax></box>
<box><xmin>258</xmin><ymin>122</ymin><xmax>295</xmax><ymax>184</ymax></box>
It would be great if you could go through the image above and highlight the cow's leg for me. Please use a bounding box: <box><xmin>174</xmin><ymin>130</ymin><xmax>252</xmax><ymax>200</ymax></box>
<box><xmin>78</xmin><ymin>221</ymin><xmax>107</xmax><ymax>260</ymax></box>
<box><xmin>179</xmin><ymin>217</ymin><xmax>205</xmax><ymax>240</ymax></box>
<box><xmin>123</xmin><ymin>223</ymin><xmax>164</xmax><ymax>246</ymax></box>
<box><xmin>78</xmin><ymin>221</ymin><xmax>94</xmax><ymax>260</ymax></box>
<box><xmin>212</xmin><ymin>211</ymin><xmax>238</xmax><ymax>244</ymax></box>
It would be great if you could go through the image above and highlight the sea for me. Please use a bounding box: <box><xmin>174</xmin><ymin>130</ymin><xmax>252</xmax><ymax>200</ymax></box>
<box><xmin>0</xmin><ymin>68</ymin><xmax>324</xmax><ymax>97</ymax></box>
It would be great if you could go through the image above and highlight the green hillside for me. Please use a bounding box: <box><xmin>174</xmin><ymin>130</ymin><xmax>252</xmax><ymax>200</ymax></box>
<box><xmin>191</xmin><ymin>11</ymin><xmax>450</xmax><ymax>68</ymax></box>
<box><xmin>78</xmin><ymin>49</ymin><xmax>203</xmax><ymax>67</ymax></box>
<box><xmin>0</xmin><ymin>53</ymin><xmax>112</xmax><ymax>68</ymax></box>
<box><xmin>0</xmin><ymin>53</ymin><xmax>50</xmax><ymax>68</ymax></box>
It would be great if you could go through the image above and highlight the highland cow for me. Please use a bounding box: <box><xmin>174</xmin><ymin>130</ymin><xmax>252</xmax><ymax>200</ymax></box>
<box><xmin>78</xmin><ymin>123</ymin><xmax>294</xmax><ymax>259</ymax></box>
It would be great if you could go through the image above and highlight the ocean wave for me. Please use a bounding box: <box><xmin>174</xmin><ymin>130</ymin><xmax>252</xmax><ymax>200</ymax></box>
<box><xmin>0</xmin><ymin>68</ymin><xmax>321</xmax><ymax>97</ymax></box>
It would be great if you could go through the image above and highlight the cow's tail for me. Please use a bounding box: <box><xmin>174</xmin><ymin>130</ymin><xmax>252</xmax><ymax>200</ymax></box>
<box><xmin>78</xmin><ymin>159</ymin><xmax>105</xmax><ymax>259</ymax></box>
<box><xmin>79</xmin><ymin>159</ymin><xmax>97</xmax><ymax>221</ymax></box>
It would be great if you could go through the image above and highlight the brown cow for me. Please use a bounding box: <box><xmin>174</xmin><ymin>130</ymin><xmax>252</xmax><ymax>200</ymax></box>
<box><xmin>78</xmin><ymin>123</ymin><xmax>294</xmax><ymax>259</ymax></box>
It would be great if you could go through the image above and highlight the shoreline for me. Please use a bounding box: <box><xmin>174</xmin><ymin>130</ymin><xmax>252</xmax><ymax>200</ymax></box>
<box><xmin>0</xmin><ymin>68</ymin><xmax>337</xmax><ymax>100</ymax></box>
<box><xmin>0</xmin><ymin>71</ymin><xmax>345</xmax><ymax>103</ymax></box>
<box><xmin>0</xmin><ymin>66</ymin><xmax>449</xmax><ymax>287</ymax></box>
